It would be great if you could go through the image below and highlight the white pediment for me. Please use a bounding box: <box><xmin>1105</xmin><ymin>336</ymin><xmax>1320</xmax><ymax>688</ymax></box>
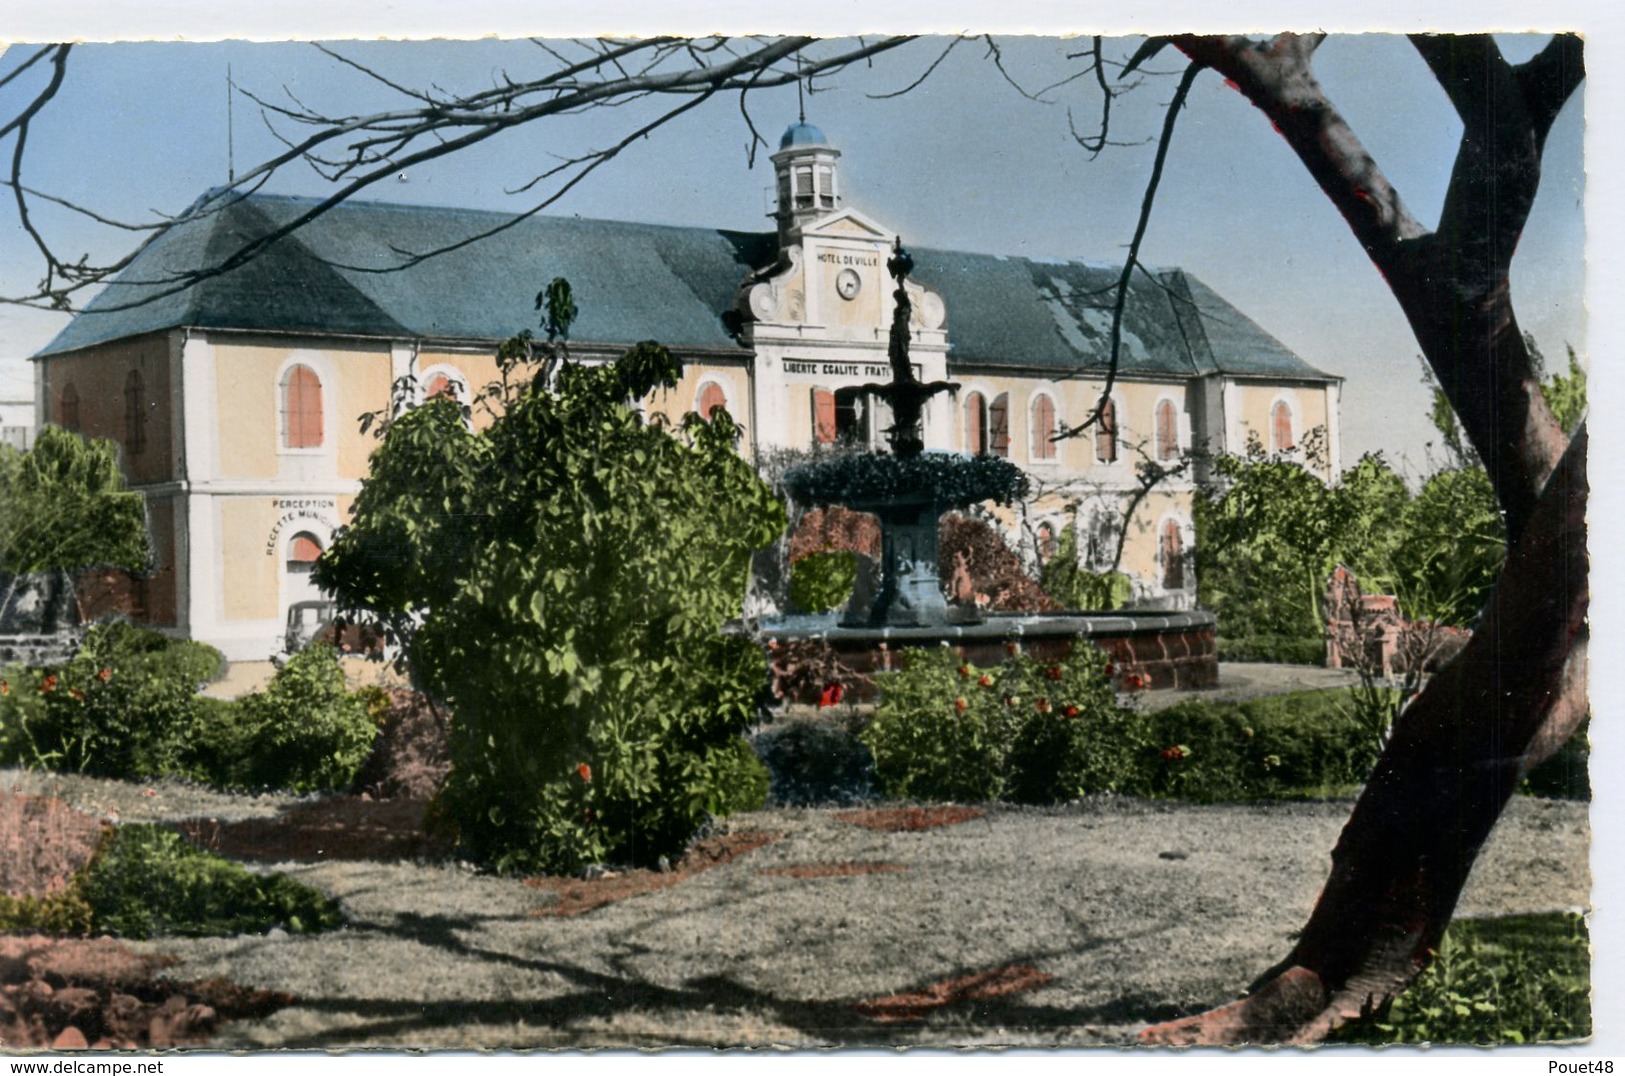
<box><xmin>800</xmin><ymin>208</ymin><xmax>892</xmax><ymax>241</ymax></box>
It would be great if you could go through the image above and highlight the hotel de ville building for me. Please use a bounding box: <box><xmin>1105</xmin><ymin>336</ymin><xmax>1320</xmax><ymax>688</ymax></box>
<box><xmin>32</xmin><ymin>121</ymin><xmax>1340</xmax><ymax>661</ymax></box>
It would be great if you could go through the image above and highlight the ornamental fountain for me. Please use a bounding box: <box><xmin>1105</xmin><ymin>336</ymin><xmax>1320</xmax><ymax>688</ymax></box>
<box><xmin>760</xmin><ymin>239</ymin><xmax>1217</xmax><ymax>696</ymax></box>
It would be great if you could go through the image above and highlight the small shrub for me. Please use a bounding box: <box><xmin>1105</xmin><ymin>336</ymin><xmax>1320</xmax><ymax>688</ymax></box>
<box><xmin>752</xmin><ymin>715</ymin><xmax>878</xmax><ymax>805</ymax></box>
<box><xmin>1330</xmin><ymin>913</ymin><xmax>1590</xmax><ymax>1044</ymax></box>
<box><xmin>1</xmin><ymin>623</ymin><xmax>225</xmax><ymax>780</ymax></box>
<box><xmin>702</xmin><ymin>735</ymin><xmax>771</xmax><ymax>817</ymax></box>
<box><xmin>788</xmin><ymin>550</ymin><xmax>858</xmax><ymax>613</ymax></box>
<box><xmin>0</xmin><ymin>881</ymin><xmax>97</xmax><ymax>934</ymax></box>
<box><xmin>226</xmin><ymin>644</ymin><xmax>381</xmax><ymax>794</ymax></box>
<box><xmin>81</xmin><ymin>824</ymin><xmax>342</xmax><ymax>939</ymax></box>
<box><xmin>1144</xmin><ymin>689</ymin><xmax>1388</xmax><ymax>801</ymax></box>
<box><xmin>862</xmin><ymin>645</ymin><xmax>1146</xmax><ymax>804</ymax></box>
<box><xmin>351</xmin><ymin>690</ymin><xmax>453</xmax><ymax>800</ymax></box>
<box><xmin>1217</xmin><ymin>634</ymin><xmax>1326</xmax><ymax>666</ymax></box>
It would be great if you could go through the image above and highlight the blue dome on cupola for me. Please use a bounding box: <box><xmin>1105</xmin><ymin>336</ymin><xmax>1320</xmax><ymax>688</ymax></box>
<box><xmin>779</xmin><ymin>121</ymin><xmax>828</xmax><ymax>148</ymax></box>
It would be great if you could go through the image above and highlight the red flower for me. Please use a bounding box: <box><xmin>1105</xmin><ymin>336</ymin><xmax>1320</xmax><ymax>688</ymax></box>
<box><xmin>1005</xmin><ymin>642</ymin><xmax>1020</xmax><ymax>657</ymax></box>
<box><xmin>1103</xmin><ymin>662</ymin><xmax>1117</xmax><ymax>679</ymax></box>
<box><xmin>576</xmin><ymin>762</ymin><xmax>592</xmax><ymax>783</ymax></box>
<box><xmin>1035</xmin><ymin>698</ymin><xmax>1051</xmax><ymax>714</ymax></box>
<box><xmin>1046</xmin><ymin>665</ymin><xmax>1064</xmax><ymax>682</ymax></box>
<box><xmin>1161</xmin><ymin>745</ymin><xmax>1189</xmax><ymax>762</ymax></box>
<box><xmin>142</xmin><ymin>788</ymin><xmax>157</xmax><ymax>798</ymax></box>
<box><xmin>1003</xmin><ymin>696</ymin><xmax>1018</xmax><ymax>708</ymax></box>
<box><xmin>954</xmin><ymin>697</ymin><xmax>968</xmax><ymax>713</ymax></box>
<box><xmin>39</xmin><ymin>675</ymin><xmax>56</xmax><ymax>694</ymax></box>
<box><xmin>1063</xmin><ymin>705</ymin><xmax>1080</xmax><ymax>718</ymax></box>
<box><xmin>978</xmin><ymin>673</ymin><xmax>994</xmax><ymax>688</ymax></box>
<box><xmin>0</xmin><ymin>680</ymin><xmax>8</xmax><ymax>696</ymax></box>
<box><xmin>818</xmin><ymin>682</ymin><xmax>845</xmax><ymax>708</ymax></box>
<box><xmin>958</xmin><ymin>664</ymin><xmax>973</xmax><ymax>678</ymax></box>
<box><xmin>67</xmin><ymin>688</ymin><xmax>85</xmax><ymax>702</ymax></box>
<box><xmin>96</xmin><ymin>667</ymin><xmax>112</xmax><ymax>682</ymax></box>
<box><xmin>1122</xmin><ymin>672</ymin><xmax>1148</xmax><ymax>692</ymax></box>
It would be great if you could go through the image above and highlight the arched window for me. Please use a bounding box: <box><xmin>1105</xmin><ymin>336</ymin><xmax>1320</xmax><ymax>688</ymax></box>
<box><xmin>59</xmin><ymin>382</ymin><xmax>79</xmax><ymax>431</ymax></box>
<box><xmin>1030</xmin><ymin>393</ymin><xmax>1056</xmax><ymax>461</ymax></box>
<box><xmin>123</xmin><ymin>369</ymin><xmax>146</xmax><ymax>457</ymax></box>
<box><xmin>1156</xmin><ymin>399</ymin><xmax>1179</xmax><ymax>460</ymax></box>
<box><xmin>1095</xmin><ymin>398</ymin><xmax>1118</xmax><ymax>463</ymax></box>
<box><xmin>989</xmin><ymin>393</ymin><xmax>1011</xmax><ymax>458</ymax></box>
<box><xmin>1161</xmin><ymin>520</ymin><xmax>1185</xmax><ymax>591</ymax></box>
<box><xmin>697</xmin><ymin>382</ymin><xmax>728</xmax><ymax>420</ymax></box>
<box><xmin>1271</xmin><ymin>400</ymin><xmax>1295</xmax><ymax>452</ymax></box>
<box><xmin>424</xmin><ymin>373</ymin><xmax>455</xmax><ymax>400</ymax></box>
<box><xmin>812</xmin><ymin>388</ymin><xmax>837</xmax><ymax>445</ymax></box>
<box><xmin>281</xmin><ymin>364</ymin><xmax>324</xmax><ymax>449</ymax></box>
<box><xmin>964</xmin><ymin>392</ymin><xmax>987</xmax><ymax>455</ymax></box>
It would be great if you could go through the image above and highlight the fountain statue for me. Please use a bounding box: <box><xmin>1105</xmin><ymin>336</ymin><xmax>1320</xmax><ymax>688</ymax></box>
<box><xmin>781</xmin><ymin>240</ymin><xmax>1027</xmax><ymax>627</ymax></box>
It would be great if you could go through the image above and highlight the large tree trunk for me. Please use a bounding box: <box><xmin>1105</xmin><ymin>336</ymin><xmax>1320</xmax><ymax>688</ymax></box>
<box><xmin>1140</xmin><ymin>33</ymin><xmax>1586</xmax><ymax>1045</ymax></box>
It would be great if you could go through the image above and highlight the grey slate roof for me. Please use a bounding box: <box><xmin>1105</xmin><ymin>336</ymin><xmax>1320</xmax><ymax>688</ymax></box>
<box><xmin>39</xmin><ymin>193</ymin><xmax>1333</xmax><ymax>383</ymax></box>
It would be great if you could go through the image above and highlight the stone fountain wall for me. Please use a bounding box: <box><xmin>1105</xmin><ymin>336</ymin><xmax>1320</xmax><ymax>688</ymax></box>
<box><xmin>761</xmin><ymin>609</ymin><xmax>1218</xmax><ymax>702</ymax></box>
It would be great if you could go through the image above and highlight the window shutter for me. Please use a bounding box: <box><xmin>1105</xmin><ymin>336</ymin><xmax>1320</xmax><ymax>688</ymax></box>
<box><xmin>990</xmin><ymin>394</ymin><xmax>1010</xmax><ymax>458</ymax></box>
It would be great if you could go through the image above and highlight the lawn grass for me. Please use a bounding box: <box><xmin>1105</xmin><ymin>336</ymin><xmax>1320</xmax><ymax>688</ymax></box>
<box><xmin>1329</xmin><ymin>912</ymin><xmax>1590</xmax><ymax>1045</ymax></box>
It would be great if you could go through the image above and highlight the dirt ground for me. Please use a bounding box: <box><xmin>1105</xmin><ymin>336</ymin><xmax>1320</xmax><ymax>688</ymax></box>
<box><xmin>1</xmin><ymin>765</ymin><xmax>1589</xmax><ymax>1050</ymax></box>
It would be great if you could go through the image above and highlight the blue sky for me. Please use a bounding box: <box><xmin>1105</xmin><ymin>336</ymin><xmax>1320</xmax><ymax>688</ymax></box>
<box><xmin>0</xmin><ymin>27</ymin><xmax>1587</xmax><ymax>477</ymax></box>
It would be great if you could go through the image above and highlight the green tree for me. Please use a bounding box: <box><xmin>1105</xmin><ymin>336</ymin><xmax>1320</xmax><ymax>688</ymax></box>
<box><xmin>0</xmin><ymin>426</ymin><xmax>148</xmax><ymax>575</ymax></box>
<box><xmin>1193</xmin><ymin>434</ymin><xmax>1348</xmax><ymax>640</ymax></box>
<box><xmin>318</xmin><ymin>291</ymin><xmax>784</xmax><ymax>874</ymax></box>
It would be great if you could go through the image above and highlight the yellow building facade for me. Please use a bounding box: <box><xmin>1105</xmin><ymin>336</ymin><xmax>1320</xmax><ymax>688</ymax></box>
<box><xmin>34</xmin><ymin>123</ymin><xmax>1339</xmax><ymax>660</ymax></box>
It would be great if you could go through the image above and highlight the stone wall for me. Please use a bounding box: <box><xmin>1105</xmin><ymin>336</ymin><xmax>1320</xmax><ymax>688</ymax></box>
<box><xmin>0</xmin><ymin>571</ymin><xmax>82</xmax><ymax>666</ymax></box>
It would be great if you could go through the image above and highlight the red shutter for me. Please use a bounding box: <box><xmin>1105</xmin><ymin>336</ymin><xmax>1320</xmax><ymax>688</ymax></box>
<box><xmin>965</xmin><ymin>392</ymin><xmax>985</xmax><ymax>455</ymax></box>
<box><xmin>288</xmin><ymin>533</ymin><xmax>323</xmax><ymax>567</ymax></box>
<box><xmin>813</xmin><ymin>389</ymin><xmax>837</xmax><ymax>444</ymax></box>
<box><xmin>1157</xmin><ymin>400</ymin><xmax>1177</xmax><ymax>460</ymax></box>
<box><xmin>699</xmin><ymin>383</ymin><xmax>727</xmax><ymax>419</ymax></box>
<box><xmin>284</xmin><ymin>365</ymin><xmax>324</xmax><ymax>449</ymax></box>
<box><xmin>1272</xmin><ymin>401</ymin><xmax>1294</xmax><ymax>451</ymax></box>
<box><xmin>1095</xmin><ymin>399</ymin><xmax>1117</xmax><ymax>463</ymax></box>
<box><xmin>1032</xmin><ymin>395</ymin><xmax>1055</xmax><ymax>460</ymax></box>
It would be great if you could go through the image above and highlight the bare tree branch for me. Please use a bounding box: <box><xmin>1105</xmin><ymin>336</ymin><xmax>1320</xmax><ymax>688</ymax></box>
<box><xmin>1054</xmin><ymin>61</ymin><xmax>1200</xmax><ymax>442</ymax></box>
<box><xmin>0</xmin><ymin>36</ymin><xmax>915</xmax><ymax>314</ymax></box>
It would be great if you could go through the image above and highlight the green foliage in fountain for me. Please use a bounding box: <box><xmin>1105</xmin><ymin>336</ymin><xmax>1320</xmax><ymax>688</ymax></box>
<box><xmin>782</xmin><ymin>451</ymin><xmax>1028</xmax><ymax>510</ymax></box>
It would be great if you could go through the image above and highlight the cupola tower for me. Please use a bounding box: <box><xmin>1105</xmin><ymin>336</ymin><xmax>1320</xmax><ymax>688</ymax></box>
<box><xmin>771</xmin><ymin>121</ymin><xmax>840</xmax><ymax>242</ymax></box>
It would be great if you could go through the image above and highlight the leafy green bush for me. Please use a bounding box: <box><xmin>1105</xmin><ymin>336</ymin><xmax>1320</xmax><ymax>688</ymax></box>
<box><xmin>0</xmin><ymin>879</ymin><xmax>97</xmax><ymax>934</ymax></box>
<box><xmin>319</xmin><ymin>313</ymin><xmax>785</xmax><ymax>875</ymax></box>
<box><xmin>80</xmin><ymin>824</ymin><xmax>342</xmax><ymax>939</ymax></box>
<box><xmin>224</xmin><ymin>644</ymin><xmax>382</xmax><ymax>793</ymax></box>
<box><xmin>788</xmin><ymin>550</ymin><xmax>857</xmax><ymax>613</ymax></box>
<box><xmin>0</xmin><ymin>623</ymin><xmax>224</xmax><ymax>780</ymax></box>
<box><xmin>1039</xmin><ymin>522</ymin><xmax>1131</xmax><ymax>610</ymax></box>
<box><xmin>1330</xmin><ymin>913</ymin><xmax>1590</xmax><ymax>1044</ymax></box>
<box><xmin>862</xmin><ymin>645</ymin><xmax>1146</xmax><ymax>804</ymax></box>
<box><xmin>1143</xmin><ymin>689</ymin><xmax>1389</xmax><ymax>801</ymax></box>
<box><xmin>752</xmin><ymin>715</ymin><xmax>878</xmax><ymax>805</ymax></box>
<box><xmin>0</xmin><ymin>628</ymin><xmax>376</xmax><ymax>794</ymax></box>
<box><xmin>1216</xmin><ymin>634</ymin><xmax>1325</xmax><ymax>666</ymax></box>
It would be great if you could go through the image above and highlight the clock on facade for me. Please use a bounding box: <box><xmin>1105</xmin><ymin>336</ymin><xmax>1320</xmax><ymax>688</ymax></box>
<box><xmin>836</xmin><ymin>268</ymin><xmax>862</xmax><ymax>300</ymax></box>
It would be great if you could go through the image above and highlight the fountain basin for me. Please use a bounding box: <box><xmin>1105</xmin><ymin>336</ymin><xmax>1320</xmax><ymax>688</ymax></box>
<box><xmin>756</xmin><ymin>608</ymin><xmax>1218</xmax><ymax>701</ymax></box>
